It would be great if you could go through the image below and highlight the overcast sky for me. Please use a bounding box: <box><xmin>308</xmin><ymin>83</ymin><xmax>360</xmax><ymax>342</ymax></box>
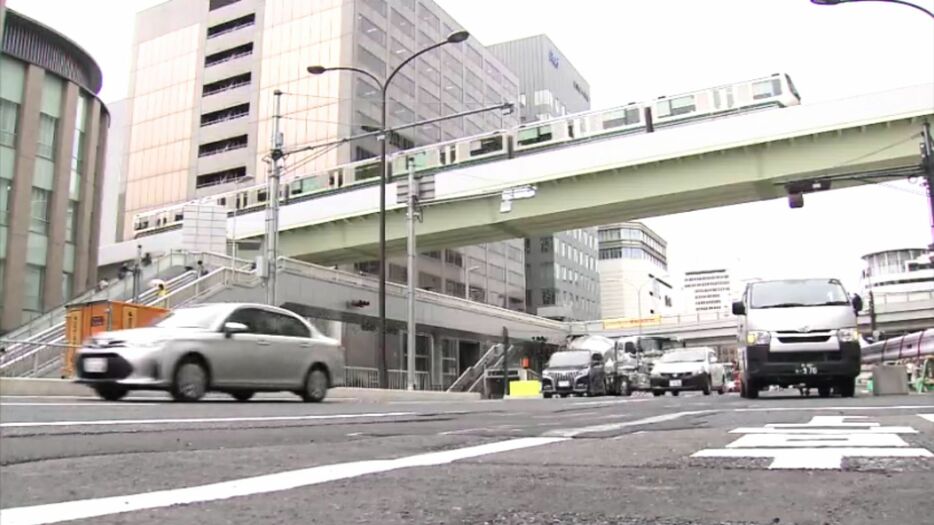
<box><xmin>8</xmin><ymin>0</ymin><xmax>934</xmax><ymax>294</ymax></box>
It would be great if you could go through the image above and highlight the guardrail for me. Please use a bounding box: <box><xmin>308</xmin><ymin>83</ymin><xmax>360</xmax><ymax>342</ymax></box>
<box><xmin>862</xmin><ymin>329</ymin><xmax>933</xmax><ymax>364</ymax></box>
<box><xmin>0</xmin><ymin>340</ymin><xmax>79</xmax><ymax>378</ymax></box>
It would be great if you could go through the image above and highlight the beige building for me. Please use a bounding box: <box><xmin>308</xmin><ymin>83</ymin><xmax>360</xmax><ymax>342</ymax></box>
<box><xmin>0</xmin><ymin>5</ymin><xmax>110</xmax><ymax>330</ymax></box>
<box><xmin>598</xmin><ymin>222</ymin><xmax>673</xmax><ymax>321</ymax></box>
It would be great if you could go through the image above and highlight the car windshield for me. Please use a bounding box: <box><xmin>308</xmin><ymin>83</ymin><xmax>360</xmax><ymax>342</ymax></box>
<box><xmin>749</xmin><ymin>279</ymin><xmax>849</xmax><ymax>308</ymax></box>
<box><xmin>547</xmin><ymin>351</ymin><xmax>591</xmax><ymax>368</ymax></box>
<box><xmin>153</xmin><ymin>306</ymin><xmax>224</xmax><ymax>329</ymax></box>
<box><xmin>659</xmin><ymin>350</ymin><xmax>708</xmax><ymax>363</ymax></box>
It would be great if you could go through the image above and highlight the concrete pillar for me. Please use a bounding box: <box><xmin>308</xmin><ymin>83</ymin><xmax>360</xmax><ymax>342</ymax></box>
<box><xmin>86</xmin><ymin>107</ymin><xmax>109</xmax><ymax>291</ymax></box>
<box><xmin>1</xmin><ymin>65</ymin><xmax>44</xmax><ymax>331</ymax></box>
<box><xmin>73</xmin><ymin>98</ymin><xmax>101</xmax><ymax>292</ymax></box>
<box><xmin>42</xmin><ymin>82</ymin><xmax>79</xmax><ymax>309</ymax></box>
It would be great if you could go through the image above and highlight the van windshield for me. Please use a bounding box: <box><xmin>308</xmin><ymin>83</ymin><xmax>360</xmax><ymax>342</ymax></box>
<box><xmin>750</xmin><ymin>279</ymin><xmax>849</xmax><ymax>309</ymax></box>
<box><xmin>547</xmin><ymin>351</ymin><xmax>590</xmax><ymax>368</ymax></box>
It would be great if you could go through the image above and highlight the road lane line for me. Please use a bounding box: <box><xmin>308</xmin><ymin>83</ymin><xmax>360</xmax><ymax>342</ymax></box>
<box><xmin>920</xmin><ymin>414</ymin><xmax>934</xmax><ymax>423</ymax></box>
<box><xmin>544</xmin><ymin>410</ymin><xmax>716</xmax><ymax>438</ymax></box>
<box><xmin>0</xmin><ymin>412</ymin><xmax>419</xmax><ymax>429</ymax></box>
<box><xmin>0</xmin><ymin>436</ymin><xmax>568</xmax><ymax>525</ymax></box>
<box><xmin>0</xmin><ymin>403</ymin><xmax>160</xmax><ymax>407</ymax></box>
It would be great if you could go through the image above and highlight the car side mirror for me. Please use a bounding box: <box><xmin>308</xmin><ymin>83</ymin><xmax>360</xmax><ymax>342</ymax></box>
<box><xmin>852</xmin><ymin>294</ymin><xmax>863</xmax><ymax>313</ymax></box>
<box><xmin>223</xmin><ymin>321</ymin><xmax>248</xmax><ymax>338</ymax></box>
<box><xmin>732</xmin><ymin>301</ymin><xmax>746</xmax><ymax>316</ymax></box>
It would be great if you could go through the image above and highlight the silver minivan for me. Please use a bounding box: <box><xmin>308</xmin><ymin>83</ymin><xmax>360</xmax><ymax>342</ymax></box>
<box><xmin>73</xmin><ymin>303</ymin><xmax>345</xmax><ymax>402</ymax></box>
<box><xmin>732</xmin><ymin>278</ymin><xmax>863</xmax><ymax>399</ymax></box>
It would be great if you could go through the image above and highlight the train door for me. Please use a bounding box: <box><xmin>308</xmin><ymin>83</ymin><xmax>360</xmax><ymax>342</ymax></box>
<box><xmin>712</xmin><ymin>86</ymin><xmax>735</xmax><ymax>113</ymax></box>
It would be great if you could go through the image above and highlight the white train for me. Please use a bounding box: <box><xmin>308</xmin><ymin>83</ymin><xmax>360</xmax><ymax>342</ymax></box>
<box><xmin>132</xmin><ymin>73</ymin><xmax>800</xmax><ymax>238</ymax></box>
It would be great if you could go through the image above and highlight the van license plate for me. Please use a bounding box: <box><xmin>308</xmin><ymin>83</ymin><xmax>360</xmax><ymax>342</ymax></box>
<box><xmin>796</xmin><ymin>364</ymin><xmax>818</xmax><ymax>375</ymax></box>
<box><xmin>84</xmin><ymin>358</ymin><xmax>107</xmax><ymax>373</ymax></box>
<box><xmin>669</xmin><ymin>379</ymin><xmax>682</xmax><ymax>387</ymax></box>
<box><xmin>558</xmin><ymin>380</ymin><xmax>570</xmax><ymax>388</ymax></box>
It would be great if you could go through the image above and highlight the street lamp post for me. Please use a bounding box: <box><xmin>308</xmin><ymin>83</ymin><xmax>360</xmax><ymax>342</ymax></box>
<box><xmin>809</xmin><ymin>0</ymin><xmax>934</xmax><ymax>19</ymax></box>
<box><xmin>308</xmin><ymin>30</ymin><xmax>470</xmax><ymax>390</ymax></box>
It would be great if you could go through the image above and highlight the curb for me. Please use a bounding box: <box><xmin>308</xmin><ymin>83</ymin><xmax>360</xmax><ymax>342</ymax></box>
<box><xmin>0</xmin><ymin>378</ymin><xmax>481</xmax><ymax>402</ymax></box>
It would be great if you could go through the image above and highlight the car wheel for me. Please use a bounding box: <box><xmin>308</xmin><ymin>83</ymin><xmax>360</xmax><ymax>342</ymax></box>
<box><xmin>717</xmin><ymin>377</ymin><xmax>726</xmax><ymax>395</ymax></box>
<box><xmin>620</xmin><ymin>378</ymin><xmax>632</xmax><ymax>397</ymax></box>
<box><xmin>543</xmin><ymin>393</ymin><xmax>553</xmax><ymax>399</ymax></box>
<box><xmin>94</xmin><ymin>384</ymin><xmax>128</xmax><ymax>402</ymax></box>
<box><xmin>652</xmin><ymin>391</ymin><xmax>664</xmax><ymax>397</ymax></box>
<box><xmin>231</xmin><ymin>390</ymin><xmax>254</xmax><ymax>402</ymax></box>
<box><xmin>702</xmin><ymin>375</ymin><xmax>712</xmax><ymax>396</ymax></box>
<box><xmin>171</xmin><ymin>359</ymin><xmax>208</xmax><ymax>402</ymax></box>
<box><xmin>301</xmin><ymin>367</ymin><xmax>329</xmax><ymax>403</ymax></box>
<box><xmin>837</xmin><ymin>379</ymin><xmax>855</xmax><ymax>398</ymax></box>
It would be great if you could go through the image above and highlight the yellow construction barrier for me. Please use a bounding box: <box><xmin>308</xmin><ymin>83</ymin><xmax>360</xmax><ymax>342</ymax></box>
<box><xmin>508</xmin><ymin>380</ymin><xmax>542</xmax><ymax>398</ymax></box>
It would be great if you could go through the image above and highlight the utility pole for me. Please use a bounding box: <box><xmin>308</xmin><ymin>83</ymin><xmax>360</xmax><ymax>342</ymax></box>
<box><xmin>501</xmin><ymin>326</ymin><xmax>510</xmax><ymax>398</ymax></box>
<box><xmin>406</xmin><ymin>158</ymin><xmax>419</xmax><ymax>391</ymax></box>
<box><xmin>921</xmin><ymin>121</ymin><xmax>934</xmax><ymax>251</ymax></box>
<box><xmin>132</xmin><ymin>244</ymin><xmax>142</xmax><ymax>303</ymax></box>
<box><xmin>266</xmin><ymin>89</ymin><xmax>284</xmax><ymax>306</ymax></box>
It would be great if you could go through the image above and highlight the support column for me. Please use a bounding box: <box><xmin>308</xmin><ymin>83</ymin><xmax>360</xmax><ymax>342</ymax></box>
<box><xmin>43</xmin><ymin>83</ymin><xmax>79</xmax><ymax>308</ymax></box>
<box><xmin>86</xmin><ymin>107</ymin><xmax>109</xmax><ymax>291</ymax></box>
<box><xmin>0</xmin><ymin>65</ymin><xmax>44</xmax><ymax>331</ymax></box>
<box><xmin>72</xmin><ymin>98</ymin><xmax>101</xmax><ymax>292</ymax></box>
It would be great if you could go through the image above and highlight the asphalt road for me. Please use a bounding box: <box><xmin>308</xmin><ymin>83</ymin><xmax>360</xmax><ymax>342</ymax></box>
<box><xmin>2</xmin><ymin>390</ymin><xmax>933</xmax><ymax>525</ymax></box>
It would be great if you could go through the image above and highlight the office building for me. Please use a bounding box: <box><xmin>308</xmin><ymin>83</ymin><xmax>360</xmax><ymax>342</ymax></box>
<box><xmin>0</xmin><ymin>6</ymin><xmax>110</xmax><ymax>330</ymax></box>
<box><xmin>597</xmin><ymin>222</ymin><xmax>672</xmax><ymax>320</ymax></box>
<box><xmin>683</xmin><ymin>268</ymin><xmax>735</xmax><ymax>314</ymax></box>
<box><xmin>489</xmin><ymin>34</ymin><xmax>599</xmax><ymax>320</ymax></box>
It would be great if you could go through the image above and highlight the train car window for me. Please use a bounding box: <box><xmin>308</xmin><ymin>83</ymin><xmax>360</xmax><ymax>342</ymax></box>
<box><xmin>257</xmin><ymin>190</ymin><xmax>267</xmax><ymax>202</ymax></box>
<box><xmin>469</xmin><ymin>137</ymin><xmax>504</xmax><ymax>156</ymax></box>
<box><xmin>669</xmin><ymin>96</ymin><xmax>695</xmax><ymax>116</ymax></box>
<box><xmin>517</xmin><ymin>125</ymin><xmax>553</xmax><ymax>146</ymax></box>
<box><xmin>602</xmin><ymin>107</ymin><xmax>641</xmax><ymax>129</ymax></box>
<box><xmin>356</xmin><ymin>162</ymin><xmax>380</xmax><ymax>181</ymax></box>
<box><xmin>785</xmin><ymin>74</ymin><xmax>800</xmax><ymax>99</ymax></box>
<box><xmin>217</xmin><ymin>197</ymin><xmax>226</xmax><ymax>206</ymax></box>
<box><xmin>174</xmin><ymin>212</ymin><xmax>183</xmax><ymax>222</ymax></box>
<box><xmin>752</xmin><ymin>79</ymin><xmax>781</xmax><ymax>100</ymax></box>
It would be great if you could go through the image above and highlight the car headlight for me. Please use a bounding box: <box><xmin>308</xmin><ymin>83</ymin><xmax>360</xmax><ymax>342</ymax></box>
<box><xmin>837</xmin><ymin>328</ymin><xmax>859</xmax><ymax>343</ymax></box>
<box><xmin>746</xmin><ymin>331</ymin><xmax>771</xmax><ymax>345</ymax></box>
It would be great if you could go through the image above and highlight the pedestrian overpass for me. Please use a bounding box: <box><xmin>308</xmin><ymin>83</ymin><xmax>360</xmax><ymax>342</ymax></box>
<box><xmin>101</xmin><ymin>83</ymin><xmax>934</xmax><ymax>267</ymax></box>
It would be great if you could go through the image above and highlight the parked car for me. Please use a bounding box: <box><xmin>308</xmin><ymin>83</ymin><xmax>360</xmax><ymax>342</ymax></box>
<box><xmin>541</xmin><ymin>349</ymin><xmax>607</xmax><ymax>398</ymax></box>
<box><xmin>650</xmin><ymin>347</ymin><xmax>727</xmax><ymax>396</ymax></box>
<box><xmin>73</xmin><ymin>303</ymin><xmax>345</xmax><ymax>402</ymax></box>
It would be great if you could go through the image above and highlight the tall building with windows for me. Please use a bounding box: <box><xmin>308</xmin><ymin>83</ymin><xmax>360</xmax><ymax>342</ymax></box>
<box><xmin>597</xmin><ymin>222</ymin><xmax>672</xmax><ymax>320</ymax></box>
<box><xmin>488</xmin><ymin>34</ymin><xmax>599</xmax><ymax>320</ymax></box>
<box><xmin>682</xmin><ymin>268</ymin><xmax>735</xmax><ymax>314</ymax></box>
<box><xmin>117</xmin><ymin>0</ymin><xmax>526</xmax><ymax>320</ymax></box>
<box><xmin>861</xmin><ymin>248</ymin><xmax>934</xmax><ymax>296</ymax></box>
<box><xmin>0</xmin><ymin>6</ymin><xmax>110</xmax><ymax>331</ymax></box>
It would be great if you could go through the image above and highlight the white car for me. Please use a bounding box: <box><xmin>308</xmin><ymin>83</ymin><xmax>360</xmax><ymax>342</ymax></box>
<box><xmin>650</xmin><ymin>347</ymin><xmax>727</xmax><ymax>396</ymax></box>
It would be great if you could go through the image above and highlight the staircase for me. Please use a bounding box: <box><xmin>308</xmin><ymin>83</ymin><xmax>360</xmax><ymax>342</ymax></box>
<box><xmin>447</xmin><ymin>343</ymin><xmax>515</xmax><ymax>394</ymax></box>
<box><xmin>0</xmin><ymin>252</ymin><xmax>255</xmax><ymax>377</ymax></box>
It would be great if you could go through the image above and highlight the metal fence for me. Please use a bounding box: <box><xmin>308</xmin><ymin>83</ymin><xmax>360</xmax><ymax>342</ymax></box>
<box><xmin>0</xmin><ymin>339</ymin><xmax>79</xmax><ymax>378</ymax></box>
<box><xmin>344</xmin><ymin>366</ymin><xmax>445</xmax><ymax>390</ymax></box>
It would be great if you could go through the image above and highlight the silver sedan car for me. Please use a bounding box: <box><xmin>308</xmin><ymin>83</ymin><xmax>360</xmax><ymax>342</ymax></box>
<box><xmin>73</xmin><ymin>303</ymin><xmax>345</xmax><ymax>402</ymax></box>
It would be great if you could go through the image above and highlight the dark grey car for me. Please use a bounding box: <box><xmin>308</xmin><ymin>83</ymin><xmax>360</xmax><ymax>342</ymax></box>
<box><xmin>73</xmin><ymin>303</ymin><xmax>345</xmax><ymax>402</ymax></box>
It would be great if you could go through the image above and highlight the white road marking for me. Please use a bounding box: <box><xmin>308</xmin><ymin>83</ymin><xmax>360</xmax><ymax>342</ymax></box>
<box><xmin>0</xmin><ymin>436</ymin><xmax>568</xmax><ymax>525</ymax></box>
<box><xmin>692</xmin><ymin>415</ymin><xmax>934</xmax><ymax>469</ymax></box>
<box><xmin>545</xmin><ymin>410</ymin><xmax>715</xmax><ymax>438</ymax></box>
<box><xmin>919</xmin><ymin>414</ymin><xmax>934</xmax><ymax>423</ymax></box>
<box><xmin>692</xmin><ymin>447</ymin><xmax>932</xmax><ymax>469</ymax></box>
<box><xmin>733</xmin><ymin>405</ymin><xmax>934</xmax><ymax>412</ymax></box>
<box><xmin>0</xmin><ymin>412</ymin><xmax>419</xmax><ymax>429</ymax></box>
<box><xmin>567</xmin><ymin>398</ymin><xmax>650</xmax><ymax>407</ymax></box>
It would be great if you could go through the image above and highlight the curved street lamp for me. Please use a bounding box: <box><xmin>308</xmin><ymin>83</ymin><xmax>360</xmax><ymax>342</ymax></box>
<box><xmin>810</xmin><ymin>0</ymin><xmax>934</xmax><ymax>19</ymax></box>
<box><xmin>307</xmin><ymin>30</ymin><xmax>470</xmax><ymax>389</ymax></box>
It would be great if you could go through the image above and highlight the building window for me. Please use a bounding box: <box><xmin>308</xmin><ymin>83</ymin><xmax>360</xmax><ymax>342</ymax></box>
<box><xmin>196</xmin><ymin>166</ymin><xmax>247</xmax><ymax>188</ymax></box>
<box><xmin>65</xmin><ymin>201</ymin><xmax>76</xmax><ymax>242</ymax></box>
<box><xmin>390</xmin><ymin>9</ymin><xmax>414</xmax><ymax>38</ymax></box>
<box><xmin>200</xmin><ymin>103</ymin><xmax>250</xmax><ymax>127</ymax></box>
<box><xmin>204</xmin><ymin>43</ymin><xmax>253</xmax><ymax>68</ymax></box>
<box><xmin>0</xmin><ymin>99</ymin><xmax>18</xmax><ymax>147</ymax></box>
<box><xmin>444</xmin><ymin>250</ymin><xmax>463</xmax><ymax>267</ymax></box>
<box><xmin>209</xmin><ymin>0</ymin><xmax>240</xmax><ymax>11</ymax></box>
<box><xmin>418</xmin><ymin>3</ymin><xmax>440</xmax><ymax>32</ymax></box>
<box><xmin>23</xmin><ymin>264</ymin><xmax>45</xmax><ymax>312</ymax></box>
<box><xmin>540</xmin><ymin>237</ymin><xmax>552</xmax><ymax>253</ymax></box>
<box><xmin>198</xmin><ymin>135</ymin><xmax>248</xmax><ymax>157</ymax></box>
<box><xmin>37</xmin><ymin>114</ymin><xmax>56</xmax><ymax>159</ymax></box>
<box><xmin>361</xmin><ymin>0</ymin><xmax>386</xmax><ymax>16</ymax></box>
<box><xmin>207</xmin><ymin>13</ymin><xmax>255</xmax><ymax>39</ymax></box>
<box><xmin>466</xmin><ymin>45</ymin><xmax>482</xmax><ymax>68</ymax></box>
<box><xmin>541</xmin><ymin>288</ymin><xmax>556</xmax><ymax>306</ymax></box>
<box><xmin>357</xmin><ymin>14</ymin><xmax>386</xmax><ymax>46</ymax></box>
<box><xmin>29</xmin><ymin>188</ymin><xmax>50</xmax><ymax>234</ymax></box>
<box><xmin>203</xmin><ymin>73</ymin><xmax>251</xmax><ymax>97</ymax></box>
<box><xmin>357</xmin><ymin>45</ymin><xmax>386</xmax><ymax>76</ymax></box>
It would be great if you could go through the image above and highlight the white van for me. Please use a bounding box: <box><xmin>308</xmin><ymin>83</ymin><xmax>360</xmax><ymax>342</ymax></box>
<box><xmin>732</xmin><ymin>278</ymin><xmax>863</xmax><ymax>399</ymax></box>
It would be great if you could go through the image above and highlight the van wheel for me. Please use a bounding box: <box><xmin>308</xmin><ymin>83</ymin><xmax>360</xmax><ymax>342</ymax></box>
<box><xmin>171</xmin><ymin>359</ymin><xmax>208</xmax><ymax>402</ymax></box>
<box><xmin>818</xmin><ymin>386</ymin><xmax>832</xmax><ymax>398</ymax></box>
<box><xmin>702</xmin><ymin>375</ymin><xmax>712</xmax><ymax>396</ymax></box>
<box><xmin>301</xmin><ymin>367</ymin><xmax>329</xmax><ymax>403</ymax></box>
<box><xmin>837</xmin><ymin>379</ymin><xmax>855</xmax><ymax>398</ymax></box>
<box><xmin>94</xmin><ymin>384</ymin><xmax>128</xmax><ymax>401</ymax></box>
